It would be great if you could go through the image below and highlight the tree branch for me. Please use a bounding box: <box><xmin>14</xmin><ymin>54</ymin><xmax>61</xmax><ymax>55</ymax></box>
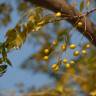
<box><xmin>28</xmin><ymin>0</ymin><xmax>96</xmax><ymax>46</ymax></box>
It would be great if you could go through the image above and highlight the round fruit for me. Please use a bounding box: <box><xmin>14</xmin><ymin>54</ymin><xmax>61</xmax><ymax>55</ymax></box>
<box><xmin>63</xmin><ymin>58</ymin><xmax>68</xmax><ymax>64</ymax></box>
<box><xmin>55</xmin><ymin>12</ymin><xmax>61</xmax><ymax>17</ymax></box>
<box><xmin>66</xmin><ymin>63</ymin><xmax>70</xmax><ymax>68</ymax></box>
<box><xmin>82</xmin><ymin>50</ymin><xmax>87</xmax><ymax>54</ymax></box>
<box><xmin>70</xmin><ymin>44</ymin><xmax>76</xmax><ymax>49</ymax></box>
<box><xmin>61</xmin><ymin>44</ymin><xmax>66</xmax><ymax>51</ymax></box>
<box><xmin>78</xmin><ymin>22</ymin><xmax>83</xmax><ymax>27</ymax></box>
<box><xmin>43</xmin><ymin>56</ymin><xmax>48</xmax><ymax>60</ymax></box>
<box><xmin>73</xmin><ymin>51</ymin><xmax>79</xmax><ymax>56</ymax></box>
<box><xmin>44</xmin><ymin>49</ymin><xmax>49</xmax><ymax>54</ymax></box>
<box><xmin>86</xmin><ymin>44</ymin><xmax>90</xmax><ymax>48</ymax></box>
<box><xmin>52</xmin><ymin>64</ymin><xmax>59</xmax><ymax>71</ymax></box>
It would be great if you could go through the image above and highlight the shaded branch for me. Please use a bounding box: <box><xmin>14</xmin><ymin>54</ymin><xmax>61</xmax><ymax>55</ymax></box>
<box><xmin>28</xmin><ymin>0</ymin><xmax>96</xmax><ymax>46</ymax></box>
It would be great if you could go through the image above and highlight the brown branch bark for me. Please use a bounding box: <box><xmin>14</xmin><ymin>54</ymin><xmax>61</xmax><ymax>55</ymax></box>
<box><xmin>28</xmin><ymin>0</ymin><xmax>96</xmax><ymax>46</ymax></box>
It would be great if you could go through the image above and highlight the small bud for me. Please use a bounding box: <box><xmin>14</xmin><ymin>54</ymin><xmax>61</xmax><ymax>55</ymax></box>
<box><xmin>73</xmin><ymin>51</ymin><xmax>79</xmax><ymax>56</ymax></box>
<box><xmin>70</xmin><ymin>44</ymin><xmax>76</xmax><ymax>49</ymax></box>
<box><xmin>78</xmin><ymin>22</ymin><xmax>83</xmax><ymax>27</ymax></box>
<box><xmin>55</xmin><ymin>12</ymin><xmax>61</xmax><ymax>17</ymax></box>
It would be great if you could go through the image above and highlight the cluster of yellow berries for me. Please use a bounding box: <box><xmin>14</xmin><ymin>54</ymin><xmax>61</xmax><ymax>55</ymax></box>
<box><xmin>51</xmin><ymin>43</ymin><xmax>90</xmax><ymax>71</ymax></box>
<box><xmin>42</xmin><ymin>38</ymin><xmax>90</xmax><ymax>71</ymax></box>
<box><xmin>63</xmin><ymin>58</ymin><xmax>75</xmax><ymax>68</ymax></box>
<box><xmin>51</xmin><ymin>58</ymin><xmax>72</xmax><ymax>71</ymax></box>
<box><xmin>43</xmin><ymin>40</ymin><xmax>58</xmax><ymax>61</ymax></box>
<box><xmin>51</xmin><ymin>59</ymin><xmax>75</xmax><ymax>71</ymax></box>
<box><xmin>60</xmin><ymin>43</ymin><xmax>76</xmax><ymax>52</ymax></box>
<box><xmin>43</xmin><ymin>48</ymin><xmax>49</xmax><ymax>61</ymax></box>
<box><xmin>73</xmin><ymin>43</ymin><xmax>90</xmax><ymax>56</ymax></box>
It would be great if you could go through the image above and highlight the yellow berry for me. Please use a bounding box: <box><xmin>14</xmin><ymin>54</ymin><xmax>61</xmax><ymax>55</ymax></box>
<box><xmin>43</xmin><ymin>56</ymin><xmax>48</xmax><ymax>60</ymax></box>
<box><xmin>66</xmin><ymin>63</ymin><xmax>70</xmax><ymax>68</ymax></box>
<box><xmin>70</xmin><ymin>60</ymin><xmax>75</xmax><ymax>64</ymax></box>
<box><xmin>73</xmin><ymin>51</ymin><xmax>79</xmax><ymax>56</ymax></box>
<box><xmin>61</xmin><ymin>44</ymin><xmax>66</xmax><ymax>51</ymax></box>
<box><xmin>70</xmin><ymin>44</ymin><xmax>76</xmax><ymax>49</ymax></box>
<box><xmin>44</xmin><ymin>49</ymin><xmax>49</xmax><ymax>54</ymax></box>
<box><xmin>52</xmin><ymin>64</ymin><xmax>59</xmax><ymax>71</ymax></box>
<box><xmin>82</xmin><ymin>50</ymin><xmax>87</xmax><ymax>54</ymax></box>
<box><xmin>86</xmin><ymin>44</ymin><xmax>90</xmax><ymax>48</ymax></box>
<box><xmin>78</xmin><ymin>22</ymin><xmax>83</xmax><ymax>27</ymax></box>
<box><xmin>63</xmin><ymin>58</ymin><xmax>68</xmax><ymax>64</ymax></box>
<box><xmin>52</xmin><ymin>40</ymin><xmax>58</xmax><ymax>46</ymax></box>
<box><xmin>55</xmin><ymin>12</ymin><xmax>61</xmax><ymax>17</ymax></box>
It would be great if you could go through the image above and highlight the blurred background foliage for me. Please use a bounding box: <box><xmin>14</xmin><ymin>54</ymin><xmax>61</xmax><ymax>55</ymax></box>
<box><xmin>0</xmin><ymin>0</ymin><xmax>96</xmax><ymax>96</ymax></box>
